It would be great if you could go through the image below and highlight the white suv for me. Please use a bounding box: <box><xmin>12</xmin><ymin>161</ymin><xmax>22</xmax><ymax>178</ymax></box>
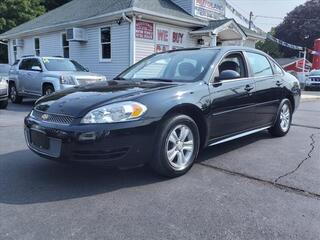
<box><xmin>305</xmin><ymin>70</ymin><xmax>320</xmax><ymax>91</ymax></box>
<box><xmin>9</xmin><ymin>56</ymin><xmax>107</xmax><ymax>103</ymax></box>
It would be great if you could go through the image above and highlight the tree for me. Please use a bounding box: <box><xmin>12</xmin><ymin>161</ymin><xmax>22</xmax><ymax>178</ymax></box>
<box><xmin>42</xmin><ymin>0</ymin><xmax>71</xmax><ymax>11</ymax></box>
<box><xmin>0</xmin><ymin>0</ymin><xmax>45</xmax><ymax>63</ymax></box>
<box><xmin>275</xmin><ymin>0</ymin><xmax>320</xmax><ymax>58</ymax></box>
<box><xmin>256</xmin><ymin>28</ymin><xmax>283</xmax><ymax>58</ymax></box>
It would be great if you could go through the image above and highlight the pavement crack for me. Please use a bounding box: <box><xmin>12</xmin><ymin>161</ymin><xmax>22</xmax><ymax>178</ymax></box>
<box><xmin>198</xmin><ymin>162</ymin><xmax>320</xmax><ymax>200</ymax></box>
<box><xmin>274</xmin><ymin>133</ymin><xmax>317</xmax><ymax>184</ymax></box>
<box><xmin>292</xmin><ymin>124</ymin><xmax>320</xmax><ymax>130</ymax></box>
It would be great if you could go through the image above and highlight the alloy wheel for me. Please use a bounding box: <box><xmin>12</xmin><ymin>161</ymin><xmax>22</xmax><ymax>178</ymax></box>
<box><xmin>280</xmin><ymin>103</ymin><xmax>291</xmax><ymax>132</ymax></box>
<box><xmin>10</xmin><ymin>86</ymin><xmax>17</xmax><ymax>102</ymax></box>
<box><xmin>166</xmin><ymin>124</ymin><xmax>194</xmax><ymax>171</ymax></box>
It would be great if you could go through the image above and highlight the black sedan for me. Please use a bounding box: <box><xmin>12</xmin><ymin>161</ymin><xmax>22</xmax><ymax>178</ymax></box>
<box><xmin>24</xmin><ymin>47</ymin><xmax>301</xmax><ymax>177</ymax></box>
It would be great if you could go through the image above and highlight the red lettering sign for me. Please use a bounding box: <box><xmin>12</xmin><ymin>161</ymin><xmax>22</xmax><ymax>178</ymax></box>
<box><xmin>172</xmin><ymin>32</ymin><xmax>184</xmax><ymax>45</ymax></box>
<box><xmin>136</xmin><ymin>20</ymin><xmax>154</xmax><ymax>40</ymax></box>
<box><xmin>157</xmin><ymin>29</ymin><xmax>169</xmax><ymax>42</ymax></box>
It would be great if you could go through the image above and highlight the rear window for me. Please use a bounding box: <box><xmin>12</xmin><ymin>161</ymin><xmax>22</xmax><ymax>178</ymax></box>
<box><xmin>309</xmin><ymin>70</ymin><xmax>320</xmax><ymax>76</ymax></box>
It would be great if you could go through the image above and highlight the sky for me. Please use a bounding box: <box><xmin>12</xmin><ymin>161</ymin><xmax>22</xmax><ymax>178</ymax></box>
<box><xmin>225</xmin><ymin>0</ymin><xmax>309</xmax><ymax>32</ymax></box>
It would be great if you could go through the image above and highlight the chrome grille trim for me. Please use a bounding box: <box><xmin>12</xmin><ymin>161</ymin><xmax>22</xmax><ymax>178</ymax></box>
<box><xmin>31</xmin><ymin>110</ymin><xmax>74</xmax><ymax>125</ymax></box>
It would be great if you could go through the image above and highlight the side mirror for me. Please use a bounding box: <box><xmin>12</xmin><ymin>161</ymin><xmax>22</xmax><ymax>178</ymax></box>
<box><xmin>31</xmin><ymin>66</ymin><xmax>42</xmax><ymax>72</ymax></box>
<box><xmin>215</xmin><ymin>70</ymin><xmax>240</xmax><ymax>82</ymax></box>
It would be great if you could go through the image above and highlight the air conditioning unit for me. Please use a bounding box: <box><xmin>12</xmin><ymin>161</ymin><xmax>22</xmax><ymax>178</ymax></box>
<box><xmin>14</xmin><ymin>39</ymin><xmax>24</xmax><ymax>47</ymax></box>
<box><xmin>66</xmin><ymin>28</ymin><xmax>87</xmax><ymax>42</ymax></box>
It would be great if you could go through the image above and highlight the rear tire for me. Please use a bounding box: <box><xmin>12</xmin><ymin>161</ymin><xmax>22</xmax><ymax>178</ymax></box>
<box><xmin>0</xmin><ymin>99</ymin><xmax>8</xmax><ymax>109</ymax></box>
<box><xmin>269</xmin><ymin>99</ymin><xmax>292</xmax><ymax>137</ymax></box>
<box><xmin>150</xmin><ymin>114</ymin><xmax>200</xmax><ymax>178</ymax></box>
<box><xmin>9</xmin><ymin>83</ymin><xmax>23</xmax><ymax>104</ymax></box>
<box><xmin>43</xmin><ymin>85</ymin><xmax>55</xmax><ymax>96</ymax></box>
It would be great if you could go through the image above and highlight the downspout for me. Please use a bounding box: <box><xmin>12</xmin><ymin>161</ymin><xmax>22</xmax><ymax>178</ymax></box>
<box><xmin>122</xmin><ymin>12</ymin><xmax>136</xmax><ymax>65</ymax></box>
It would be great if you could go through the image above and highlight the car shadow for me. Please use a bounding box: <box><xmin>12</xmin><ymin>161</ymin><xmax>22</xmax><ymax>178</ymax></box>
<box><xmin>0</xmin><ymin>131</ymin><xmax>272</xmax><ymax>205</ymax></box>
<box><xmin>6</xmin><ymin>99</ymin><xmax>35</xmax><ymax>112</ymax></box>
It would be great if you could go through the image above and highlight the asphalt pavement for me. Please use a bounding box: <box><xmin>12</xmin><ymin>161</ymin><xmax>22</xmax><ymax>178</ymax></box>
<box><xmin>0</xmin><ymin>93</ymin><xmax>319</xmax><ymax>240</ymax></box>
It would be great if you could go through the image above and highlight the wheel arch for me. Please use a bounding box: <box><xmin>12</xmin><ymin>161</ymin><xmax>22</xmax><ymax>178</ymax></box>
<box><xmin>162</xmin><ymin>103</ymin><xmax>209</xmax><ymax>149</ymax></box>
<box><xmin>42</xmin><ymin>82</ymin><xmax>55</xmax><ymax>95</ymax></box>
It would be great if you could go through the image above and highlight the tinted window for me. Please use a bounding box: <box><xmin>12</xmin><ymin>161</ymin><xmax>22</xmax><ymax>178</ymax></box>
<box><xmin>19</xmin><ymin>59</ymin><xmax>41</xmax><ymax>71</ymax></box>
<box><xmin>246</xmin><ymin>52</ymin><xmax>273</xmax><ymax>77</ymax></box>
<box><xmin>19</xmin><ymin>59</ymin><xmax>31</xmax><ymax>70</ymax></box>
<box><xmin>118</xmin><ymin>50</ymin><xmax>219</xmax><ymax>82</ymax></box>
<box><xmin>218</xmin><ymin>53</ymin><xmax>247</xmax><ymax>79</ymax></box>
<box><xmin>309</xmin><ymin>70</ymin><xmax>320</xmax><ymax>76</ymax></box>
<box><xmin>43</xmin><ymin>58</ymin><xmax>87</xmax><ymax>71</ymax></box>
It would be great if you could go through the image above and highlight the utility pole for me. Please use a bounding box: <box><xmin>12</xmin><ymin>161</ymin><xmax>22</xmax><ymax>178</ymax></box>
<box><xmin>249</xmin><ymin>11</ymin><xmax>254</xmax><ymax>30</ymax></box>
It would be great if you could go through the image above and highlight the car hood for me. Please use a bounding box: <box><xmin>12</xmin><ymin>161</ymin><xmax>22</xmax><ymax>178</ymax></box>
<box><xmin>34</xmin><ymin>80</ymin><xmax>179</xmax><ymax>117</ymax></box>
<box><xmin>49</xmin><ymin>71</ymin><xmax>104</xmax><ymax>77</ymax></box>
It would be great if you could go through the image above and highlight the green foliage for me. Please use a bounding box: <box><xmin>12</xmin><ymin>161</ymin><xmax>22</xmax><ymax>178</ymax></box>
<box><xmin>256</xmin><ymin>29</ymin><xmax>283</xmax><ymax>58</ymax></box>
<box><xmin>275</xmin><ymin>0</ymin><xmax>320</xmax><ymax>57</ymax></box>
<box><xmin>0</xmin><ymin>0</ymin><xmax>45</xmax><ymax>34</ymax></box>
<box><xmin>42</xmin><ymin>0</ymin><xmax>71</xmax><ymax>11</ymax></box>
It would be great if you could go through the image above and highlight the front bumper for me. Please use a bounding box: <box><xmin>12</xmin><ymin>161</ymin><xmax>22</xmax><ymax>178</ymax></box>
<box><xmin>24</xmin><ymin>116</ymin><xmax>159</xmax><ymax>168</ymax></box>
<box><xmin>305</xmin><ymin>82</ymin><xmax>320</xmax><ymax>88</ymax></box>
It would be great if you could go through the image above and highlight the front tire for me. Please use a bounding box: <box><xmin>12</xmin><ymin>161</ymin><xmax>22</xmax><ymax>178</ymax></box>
<box><xmin>43</xmin><ymin>85</ymin><xmax>55</xmax><ymax>96</ymax></box>
<box><xmin>150</xmin><ymin>114</ymin><xmax>200</xmax><ymax>178</ymax></box>
<box><xmin>269</xmin><ymin>100</ymin><xmax>292</xmax><ymax>137</ymax></box>
<box><xmin>9</xmin><ymin>83</ymin><xmax>23</xmax><ymax>104</ymax></box>
<box><xmin>0</xmin><ymin>100</ymin><xmax>8</xmax><ymax>109</ymax></box>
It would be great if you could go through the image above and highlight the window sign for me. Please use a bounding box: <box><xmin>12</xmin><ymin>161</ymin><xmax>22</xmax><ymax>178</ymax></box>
<box><xmin>172</xmin><ymin>32</ymin><xmax>185</xmax><ymax>45</ymax></box>
<box><xmin>155</xmin><ymin>44</ymin><xmax>170</xmax><ymax>53</ymax></box>
<box><xmin>157</xmin><ymin>29</ymin><xmax>169</xmax><ymax>42</ymax></box>
<box><xmin>136</xmin><ymin>20</ymin><xmax>154</xmax><ymax>40</ymax></box>
<box><xmin>194</xmin><ymin>0</ymin><xmax>225</xmax><ymax>19</ymax></box>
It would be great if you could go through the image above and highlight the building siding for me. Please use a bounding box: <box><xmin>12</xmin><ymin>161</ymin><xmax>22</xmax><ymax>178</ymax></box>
<box><xmin>70</xmin><ymin>22</ymin><xmax>130</xmax><ymax>79</ymax></box>
<box><xmin>171</xmin><ymin>0</ymin><xmax>194</xmax><ymax>15</ymax></box>
<box><xmin>40</xmin><ymin>32</ymin><xmax>64</xmax><ymax>57</ymax></box>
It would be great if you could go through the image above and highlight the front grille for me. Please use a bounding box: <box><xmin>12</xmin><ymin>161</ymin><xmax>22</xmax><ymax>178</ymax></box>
<box><xmin>311</xmin><ymin>77</ymin><xmax>320</xmax><ymax>82</ymax></box>
<box><xmin>31</xmin><ymin>110</ymin><xmax>74</xmax><ymax>125</ymax></box>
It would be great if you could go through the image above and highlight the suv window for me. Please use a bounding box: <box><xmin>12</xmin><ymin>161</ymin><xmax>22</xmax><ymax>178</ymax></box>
<box><xmin>215</xmin><ymin>52</ymin><xmax>248</xmax><ymax>80</ymax></box>
<box><xmin>246</xmin><ymin>52</ymin><xmax>273</xmax><ymax>77</ymax></box>
<box><xmin>19</xmin><ymin>58</ymin><xmax>42</xmax><ymax>71</ymax></box>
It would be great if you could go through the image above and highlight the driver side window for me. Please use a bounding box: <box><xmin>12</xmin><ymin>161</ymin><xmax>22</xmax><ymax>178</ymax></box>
<box><xmin>214</xmin><ymin>52</ymin><xmax>247</xmax><ymax>82</ymax></box>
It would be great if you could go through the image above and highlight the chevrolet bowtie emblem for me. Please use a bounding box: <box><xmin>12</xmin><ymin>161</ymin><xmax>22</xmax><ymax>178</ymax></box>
<box><xmin>41</xmin><ymin>114</ymin><xmax>49</xmax><ymax>120</ymax></box>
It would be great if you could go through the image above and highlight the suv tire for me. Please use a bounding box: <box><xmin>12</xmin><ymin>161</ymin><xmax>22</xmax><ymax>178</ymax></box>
<box><xmin>43</xmin><ymin>85</ymin><xmax>55</xmax><ymax>96</ymax></box>
<box><xmin>9</xmin><ymin>83</ymin><xmax>23</xmax><ymax>104</ymax></box>
<box><xmin>150</xmin><ymin>114</ymin><xmax>200</xmax><ymax>178</ymax></box>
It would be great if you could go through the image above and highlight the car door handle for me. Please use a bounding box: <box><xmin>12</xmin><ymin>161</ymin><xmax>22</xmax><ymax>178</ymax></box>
<box><xmin>244</xmin><ymin>85</ymin><xmax>254</xmax><ymax>92</ymax></box>
<box><xmin>276</xmin><ymin>81</ymin><xmax>283</xmax><ymax>87</ymax></box>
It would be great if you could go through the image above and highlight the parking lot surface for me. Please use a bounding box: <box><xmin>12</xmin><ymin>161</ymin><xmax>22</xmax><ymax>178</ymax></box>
<box><xmin>0</xmin><ymin>95</ymin><xmax>319</xmax><ymax>240</ymax></box>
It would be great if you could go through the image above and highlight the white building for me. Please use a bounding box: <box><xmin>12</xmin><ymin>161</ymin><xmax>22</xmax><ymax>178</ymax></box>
<box><xmin>0</xmin><ymin>0</ymin><xmax>265</xmax><ymax>78</ymax></box>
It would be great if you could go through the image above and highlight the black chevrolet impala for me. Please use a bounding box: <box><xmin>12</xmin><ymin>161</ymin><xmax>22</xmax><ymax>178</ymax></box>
<box><xmin>24</xmin><ymin>47</ymin><xmax>301</xmax><ymax>177</ymax></box>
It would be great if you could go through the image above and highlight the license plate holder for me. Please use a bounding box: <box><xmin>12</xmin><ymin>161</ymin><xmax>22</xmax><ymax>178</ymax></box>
<box><xmin>30</xmin><ymin>129</ymin><xmax>50</xmax><ymax>150</ymax></box>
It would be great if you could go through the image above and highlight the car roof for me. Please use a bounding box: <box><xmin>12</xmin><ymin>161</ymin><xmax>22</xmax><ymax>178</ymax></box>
<box><xmin>20</xmin><ymin>56</ymin><xmax>65</xmax><ymax>60</ymax></box>
<box><xmin>165</xmin><ymin>46</ymin><xmax>271</xmax><ymax>58</ymax></box>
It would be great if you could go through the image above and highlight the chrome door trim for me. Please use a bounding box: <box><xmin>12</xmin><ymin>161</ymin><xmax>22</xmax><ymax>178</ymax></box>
<box><xmin>209</xmin><ymin>126</ymin><xmax>271</xmax><ymax>146</ymax></box>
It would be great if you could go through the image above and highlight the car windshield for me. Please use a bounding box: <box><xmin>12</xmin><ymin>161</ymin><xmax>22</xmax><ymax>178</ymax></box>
<box><xmin>309</xmin><ymin>70</ymin><xmax>320</xmax><ymax>76</ymax></box>
<box><xmin>0</xmin><ymin>64</ymin><xmax>10</xmax><ymax>74</ymax></box>
<box><xmin>42</xmin><ymin>58</ymin><xmax>87</xmax><ymax>72</ymax></box>
<box><xmin>117</xmin><ymin>49</ymin><xmax>219</xmax><ymax>82</ymax></box>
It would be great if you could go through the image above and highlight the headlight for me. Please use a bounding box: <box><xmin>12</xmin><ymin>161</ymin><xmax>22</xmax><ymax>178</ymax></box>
<box><xmin>60</xmin><ymin>75</ymin><xmax>76</xmax><ymax>85</ymax></box>
<box><xmin>0</xmin><ymin>77</ymin><xmax>8</xmax><ymax>87</ymax></box>
<box><xmin>81</xmin><ymin>101</ymin><xmax>147</xmax><ymax>124</ymax></box>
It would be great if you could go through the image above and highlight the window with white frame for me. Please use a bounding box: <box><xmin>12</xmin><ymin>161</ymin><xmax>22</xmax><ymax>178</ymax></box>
<box><xmin>34</xmin><ymin>38</ymin><xmax>40</xmax><ymax>56</ymax></box>
<box><xmin>100</xmin><ymin>27</ymin><xmax>111</xmax><ymax>60</ymax></box>
<box><xmin>12</xmin><ymin>40</ymin><xmax>17</xmax><ymax>61</ymax></box>
<box><xmin>62</xmin><ymin>33</ymin><xmax>69</xmax><ymax>58</ymax></box>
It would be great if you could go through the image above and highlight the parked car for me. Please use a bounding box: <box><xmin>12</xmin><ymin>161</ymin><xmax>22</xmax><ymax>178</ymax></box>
<box><xmin>24</xmin><ymin>47</ymin><xmax>301</xmax><ymax>177</ymax></box>
<box><xmin>305</xmin><ymin>70</ymin><xmax>320</xmax><ymax>91</ymax></box>
<box><xmin>0</xmin><ymin>64</ymin><xmax>10</xmax><ymax>109</ymax></box>
<box><xmin>9</xmin><ymin>56</ymin><xmax>107</xmax><ymax>103</ymax></box>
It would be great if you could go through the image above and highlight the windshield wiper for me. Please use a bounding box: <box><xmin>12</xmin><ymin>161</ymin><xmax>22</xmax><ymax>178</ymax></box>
<box><xmin>142</xmin><ymin>78</ymin><xmax>173</xmax><ymax>83</ymax></box>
